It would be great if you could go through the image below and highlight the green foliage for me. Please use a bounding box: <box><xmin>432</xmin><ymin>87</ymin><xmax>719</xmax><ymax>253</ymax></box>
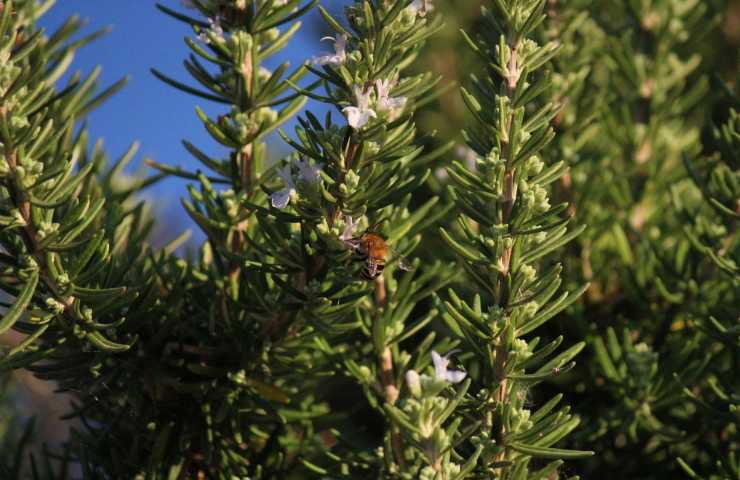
<box><xmin>0</xmin><ymin>0</ymin><xmax>737</xmax><ymax>478</ymax></box>
<box><xmin>436</xmin><ymin>0</ymin><xmax>593</xmax><ymax>477</ymax></box>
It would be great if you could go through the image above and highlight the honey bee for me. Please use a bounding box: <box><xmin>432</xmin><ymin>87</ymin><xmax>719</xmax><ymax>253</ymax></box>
<box><xmin>348</xmin><ymin>231</ymin><xmax>413</xmax><ymax>280</ymax></box>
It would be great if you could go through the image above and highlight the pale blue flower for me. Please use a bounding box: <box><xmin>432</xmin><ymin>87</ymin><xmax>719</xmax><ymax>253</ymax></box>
<box><xmin>311</xmin><ymin>35</ymin><xmax>347</xmax><ymax>66</ymax></box>
<box><xmin>410</xmin><ymin>0</ymin><xmax>434</xmax><ymax>16</ymax></box>
<box><xmin>270</xmin><ymin>159</ymin><xmax>322</xmax><ymax>209</ymax></box>
<box><xmin>270</xmin><ymin>165</ymin><xmax>296</xmax><ymax>209</ymax></box>
<box><xmin>295</xmin><ymin>158</ymin><xmax>323</xmax><ymax>183</ymax></box>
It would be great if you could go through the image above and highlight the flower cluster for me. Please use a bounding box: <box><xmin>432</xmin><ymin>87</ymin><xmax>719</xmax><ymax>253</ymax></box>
<box><xmin>342</xmin><ymin>80</ymin><xmax>407</xmax><ymax>129</ymax></box>
<box><xmin>310</xmin><ymin>32</ymin><xmax>408</xmax><ymax>129</ymax></box>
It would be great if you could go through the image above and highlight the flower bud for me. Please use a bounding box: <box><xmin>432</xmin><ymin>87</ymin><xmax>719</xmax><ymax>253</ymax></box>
<box><xmin>405</xmin><ymin>369</ymin><xmax>422</xmax><ymax>398</ymax></box>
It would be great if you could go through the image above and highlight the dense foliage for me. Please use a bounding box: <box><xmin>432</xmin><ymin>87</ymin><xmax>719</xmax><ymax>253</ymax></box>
<box><xmin>0</xmin><ymin>0</ymin><xmax>737</xmax><ymax>479</ymax></box>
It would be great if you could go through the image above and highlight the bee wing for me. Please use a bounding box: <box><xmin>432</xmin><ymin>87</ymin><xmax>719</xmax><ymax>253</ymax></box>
<box><xmin>389</xmin><ymin>247</ymin><xmax>415</xmax><ymax>272</ymax></box>
<box><xmin>397</xmin><ymin>256</ymin><xmax>415</xmax><ymax>272</ymax></box>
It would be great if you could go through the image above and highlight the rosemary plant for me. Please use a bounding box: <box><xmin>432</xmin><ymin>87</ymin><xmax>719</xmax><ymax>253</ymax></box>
<box><xmin>1</xmin><ymin>0</ymin><xmax>737</xmax><ymax>479</ymax></box>
<box><xmin>432</xmin><ymin>0</ymin><xmax>593</xmax><ymax>477</ymax></box>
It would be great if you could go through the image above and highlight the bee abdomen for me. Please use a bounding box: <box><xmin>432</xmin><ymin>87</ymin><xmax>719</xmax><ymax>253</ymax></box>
<box><xmin>362</xmin><ymin>262</ymin><xmax>385</xmax><ymax>279</ymax></box>
<box><xmin>361</xmin><ymin>268</ymin><xmax>381</xmax><ymax>279</ymax></box>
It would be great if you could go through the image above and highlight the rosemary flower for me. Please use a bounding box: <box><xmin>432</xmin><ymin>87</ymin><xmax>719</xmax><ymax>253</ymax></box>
<box><xmin>311</xmin><ymin>34</ymin><xmax>348</xmax><ymax>66</ymax></box>
<box><xmin>343</xmin><ymin>86</ymin><xmax>377</xmax><ymax>129</ymax></box>
<box><xmin>431</xmin><ymin>350</ymin><xmax>466</xmax><ymax>384</ymax></box>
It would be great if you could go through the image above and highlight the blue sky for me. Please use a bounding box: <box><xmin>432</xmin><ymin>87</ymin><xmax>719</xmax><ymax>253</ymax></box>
<box><xmin>37</xmin><ymin>1</ymin><xmax>344</xmax><ymax>242</ymax></box>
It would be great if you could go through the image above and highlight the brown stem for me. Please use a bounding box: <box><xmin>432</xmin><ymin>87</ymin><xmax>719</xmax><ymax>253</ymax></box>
<box><xmin>226</xmin><ymin>45</ymin><xmax>256</xmax><ymax>298</ymax></box>
<box><xmin>490</xmin><ymin>41</ymin><xmax>522</xmax><ymax>470</ymax></box>
<box><xmin>241</xmin><ymin>50</ymin><xmax>253</xmax><ymax>99</ymax></box>
<box><xmin>374</xmin><ymin>277</ymin><xmax>394</xmax><ymax>401</ymax></box>
<box><xmin>224</xmin><ymin>26</ymin><xmax>258</xmax><ymax>288</ymax></box>
<box><xmin>345</xmin><ymin>140</ymin><xmax>360</xmax><ymax>171</ymax></box>
<box><xmin>239</xmin><ymin>144</ymin><xmax>253</xmax><ymax>194</ymax></box>
<box><xmin>496</xmin><ymin>46</ymin><xmax>520</xmax><ymax>291</ymax></box>
<box><xmin>374</xmin><ymin>275</ymin><xmax>405</xmax><ymax>469</ymax></box>
<box><xmin>379</xmin><ymin>346</ymin><xmax>398</xmax><ymax>405</ymax></box>
<box><xmin>374</xmin><ymin>274</ymin><xmax>387</xmax><ymax>306</ymax></box>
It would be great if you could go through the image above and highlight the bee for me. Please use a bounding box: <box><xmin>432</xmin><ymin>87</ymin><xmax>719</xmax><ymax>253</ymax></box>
<box><xmin>348</xmin><ymin>231</ymin><xmax>413</xmax><ymax>280</ymax></box>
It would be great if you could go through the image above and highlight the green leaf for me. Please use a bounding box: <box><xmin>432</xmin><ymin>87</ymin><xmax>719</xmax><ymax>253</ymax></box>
<box><xmin>384</xmin><ymin>404</ymin><xmax>420</xmax><ymax>434</ymax></box>
<box><xmin>439</xmin><ymin>228</ymin><xmax>484</xmax><ymax>263</ymax></box>
<box><xmin>0</xmin><ymin>271</ymin><xmax>39</xmax><ymax>335</ymax></box>
<box><xmin>517</xmin><ymin>283</ymin><xmax>589</xmax><ymax>335</ymax></box>
<box><xmin>519</xmin><ymin>224</ymin><xmax>586</xmax><ymax>265</ymax></box>
<box><xmin>258</xmin><ymin>0</ymin><xmax>318</xmax><ymax>32</ymax></box>
<box><xmin>0</xmin><ymin>0</ymin><xmax>14</xmax><ymax>40</ymax></box>
<box><xmin>591</xmin><ymin>335</ymin><xmax>620</xmax><ymax>381</ymax></box>
<box><xmin>11</xmin><ymin>27</ymin><xmax>45</xmax><ymax>63</ymax></box>
<box><xmin>676</xmin><ymin>457</ymin><xmax>702</xmax><ymax>479</ymax></box>
<box><xmin>317</xmin><ymin>5</ymin><xmax>352</xmax><ymax>38</ymax></box>
<box><xmin>72</xmin><ymin>285</ymin><xmax>128</xmax><ymax>302</ymax></box>
<box><xmin>151</xmin><ymin>68</ymin><xmax>229</xmax><ymax>104</ymax></box>
<box><xmin>530</xmin><ymin>394</ymin><xmax>563</xmax><ymax>424</ymax></box>
<box><xmin>85</xmin><ymin>330</ymin><xmax>133</xmax><ymax>352</ymax></box>
<box><xmin>509</xmin><ymin>442</ymin><xmax>594</xmax><ymax>459</ymax></box>
<box><xmin>6</xmin><ymin>323</ymin><xmax>50</xmax><ymax>358</ymax></box>
<box><xmin>535</xmin><ymin>342</ymin><xmax>585</xmax><ymax>374</ymax></box>
<box><xmin>155</xmin><ymin>3</ymin><xmax>208</xmax><ymax>27</ymax></box>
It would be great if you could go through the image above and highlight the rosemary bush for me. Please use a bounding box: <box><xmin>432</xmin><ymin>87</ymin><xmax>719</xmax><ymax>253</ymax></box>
<box><xmin>0</xmin><ymin>0</ymin><xmax>737</xmax><ymax>479</ymax></box>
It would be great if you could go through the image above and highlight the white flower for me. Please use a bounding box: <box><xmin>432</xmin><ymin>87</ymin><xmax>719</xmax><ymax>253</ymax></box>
<box><xmin>340</xmin><ymin>216</ymin><xmax>360</xmax><ymax>241</ymax></box>
<box><xmin>273</xmin><ymin>0</ymin><xmax>288</xmax><ymax>6</ymax></box>
<box><xmin>375</xmin><ymin>78</ymin><xmax>407</xmax><ymax>118</ymax></box>
<box><xmin>199</xmin><ymin>17</ymin><xmax>224</xmax><ymax>44</ymax></box>
<box><xmin>375</xmin><ymin>78</ymin><xmax>406</xmax><ymax>110</ymax></box>
<box><xmin>295</xmin><ymin>158</ymin><xmax>323</xmax><ymax>183</ymax></box>
<box><xmin>431</xmin><ymin>350</ymin><xmax>466</xmax><ymax>384</ymax></box>
<box><xmin>311</xmin><ymin>35</ymin><xmax>348</xmax><ymax>66</ymax></box>
<box><xmin>270</xmin><ymin>165</ymin><xmax>296</xmax><ymax>209</ymax></box>
<box><xmin>410</xmin><ymin>0</ymin><xmax>434</xmax><ymax>16</ymax></box>
<box><xmin>343</xmin><ymin>86</ymin><xmax>377</xmax><ymax>129</ymax></box>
